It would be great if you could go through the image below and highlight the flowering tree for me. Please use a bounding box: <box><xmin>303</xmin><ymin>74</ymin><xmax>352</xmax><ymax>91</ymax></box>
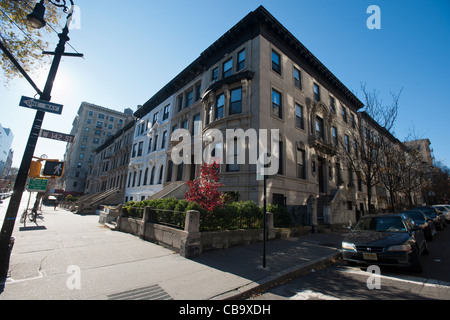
<box><xmin>185</xmin><ymin>161</ymin><xmax>223</xmax><ymax>212</ymax></box>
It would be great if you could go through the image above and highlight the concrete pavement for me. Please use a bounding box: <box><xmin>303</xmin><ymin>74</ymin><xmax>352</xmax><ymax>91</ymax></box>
<box><xmin>0</xmin><ymin>196</ymin><xmax>345</xmax><ymax>300</ymax></box>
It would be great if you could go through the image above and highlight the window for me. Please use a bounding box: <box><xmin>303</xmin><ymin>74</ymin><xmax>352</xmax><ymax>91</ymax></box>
<box><xmin>223</xmin><ymin>58</ymin><xmax>233</xmax><ymax>78</ymax></box>
<box><xmin>351</xmin><ymin>113</ymin><xmax>356</xmax><ymax>128</ymax></box>
<box><xmin>95</xmin><ymin>130</ymin><xmax>101</xmax><ymax>136</ymax></box>
<box><xmin>93</xmin><ymin>138</ymin><xmax>100</xmax><ymax>144</ymax></box>
<box><xmin>315</xmin><ymin>116</ymin><xmax>324</xmax><ymax>139</ymax></box>
<box><xmin>161</xmin><ymin>131</ymin><xmax>168</xmax><ymax>149</ymax></box>
<box><xmin>272</xmin><ymin>50</ymin><xmax>281</xmax><ymax>74</ymax></box>
<box><xmin>345</xmin><ymin>134</ymin><xmax>350</xmax><ymax>153</ymax></box>
<box><xmin>148</xmin><ymin>138</ymin><xmax>152</xmax><ymax>153</ymax></box>
<box><xmin>330</xmin><ymin>96</ymin><xmax>336</xmax><ymax>114</ymax></box>
<box><xmin>152</xmin><ymin>112</ymin><xmax>159</xmax><ymax>126</ymax></box>
<box><xmin>89</xmin><ymin>111</ymin><xmax>93</xmax><ymax>117</ymax></box>
<box><xmin>77</xmin><ymin>162</ymin><xmax>82</xmax><ymax>169</ymax></box>
<box><xmin>132</xmin><ymin>144</ymin><xmax>137</xmax><ymax>157</ymax></box>
<box><xmin>226</xmin><ymin>138</ymin><xmax>240</xmax><ymax>172</ymax></box>
<box><xmin>87</xmin><ymin>119</ymin><xmax>91</xmax><ymax>124</ymax></box>
<box><xmin>138</xmin><ymin>141</ymin><xmax>143</xmax><ymax>157</ymax></box>
<box><xmin>272</xmin><ymin>89</ymin><xmax>282</xmax><ymax>119</ymax></box>
<box><xmin>166</xmin><ymin>160</ymin><xmax>173</xmax><ymax>183</ymax></box>
<box><xmin>79</xmin><ymin>153</ymin><xmax>84</xmax><ymax>160</ymax></box>
<box><xmin>177</xmin><ymin>95</ymin><xmax>183</xmax><ymax>112</ymax></box>
<box><xmin>143</xmin><ymin>168</ymin><xmax>148</xmax><ymax>186</ymax></box>
<box><xmin>297</xmin><ymin>148</ymin><xmax>306</xmax><ymax>179</ymax></box>
<box><xmin>153</xmin><ymin>135</ymin><xmax>158</xmax><ymax>152</ymax></box>
<box><xmin>150</xmin><ymin>167</ymin><xmax>156</xmax><ymax>185</ymax></box>
<box><xmin>332</xmin><ymin>127</ymin><xmax>338</xmax><ymax>147</ymax></box>
<box><xmin>163</xmin><ymin>105</ymin><xmax>170</xmax><ymax>121</ymax></box>
<box><xmin>193</xmin><ymin>114</ymin><xmax>201</xmax><ymax>135</ymax></box>
<box><xmin>186</xmin><ymin>90</ymin><xmax>194</xmax><ymax>108</ymax></box>
<box><xmin>181</xmin><ymin>120</ymin><xmax>188</xmax><ymax>130</ymax></box>
<box><xmin>230</xmin><ymin>87</ymin><xmax>242</xmax><ymax>115</ymax></box>
<box><xmin>293</xmin><ymin>67</ymin><xmax>302</xmax><ymax>89</ymax></box>
<box><xmin>158</xmin><ymin>166</ymin><xmax>164</xmax><ymax>184</ymax></box>
<box><xmin>98</xmin><ymin>114</ymin><xmax>105</xmax><ymax>119</ymax></box>
<box><xmin>342</xmin><ymin>106</ymin><xmax>348</xmax><ymax>123</ymax></box>
<box><xmin>277</xmin><ymin>140</ymin><xmax>284</xmax><ymax>175</ymax></box>
<box><xmin>215</xmin><ymin>93</ymin><xmax>225</xmax><ymax>120</ymax></box>
<box><xmin>237</xmin><ymin>49</ymin><xmax>246</xmax><ymax>71</ymax></box>
<box><xmin>295</xmin><ymin>104</ymin><xmax>304</xmax><ymax>129</ymax></box>
<box><xmin>211</xmin><ymin>67</ymin><xmax>218</xmax><ymax>82</ymax></box>
<box><xmin>195</xmin><ymin>84</ymin><xmax>201</xmax><ymax>102</ymax></box>
<box><xmin>313</xmin><ymin>83</ymin><xmax>321</xmax><ymax>102</ymax></box>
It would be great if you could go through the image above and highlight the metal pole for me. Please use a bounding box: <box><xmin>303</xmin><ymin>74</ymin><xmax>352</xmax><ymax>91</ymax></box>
<box><xmin>0</xmin><ymin>22</ymin><xmax>71</xmax><ymax>279</ymax></box>
<box><xmin>263</xmin><ymin>174</ymin><xmax>267</xmax><ymax>269</ymax></box>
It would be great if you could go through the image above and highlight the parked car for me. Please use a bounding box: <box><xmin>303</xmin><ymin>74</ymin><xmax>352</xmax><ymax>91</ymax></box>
<box><xmin>402</xmin><ymin>210</ymin><xmax>436</xmax><ymax>241</ymax></box>
<box><xmin>342</xmin><ymin>214</ymin><xmax>428</xmax><ymax>273</ymax></box>
<box><xmin>433</xmin><ymin>205</ymin><xmax>450</xmax><ymax>223</ymax></box>
<box><xmin>412</xmin><ymin>207</ymin><xmax>447</xmax><ymax>230</ymax></box>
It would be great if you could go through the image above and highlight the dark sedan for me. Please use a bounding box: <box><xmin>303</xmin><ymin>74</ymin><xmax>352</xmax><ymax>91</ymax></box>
<box><xmin>411</xmin><ymin>207</ymin><xmax>447</xmax><ymax>230</ymax></box>
<box><xmin>342</xmin><ymin>214</ymin><xmax>428</xmax><ymax>273</ymax></box>
<box><xmin>402</xmin><ymin>210</ymin><xmax>436</xmax><ymax>241</ymax></box>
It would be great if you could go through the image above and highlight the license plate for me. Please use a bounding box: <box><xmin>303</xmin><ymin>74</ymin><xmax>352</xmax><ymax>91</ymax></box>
<box><xmin>363</xmin><ymin>253</ymin><xmax>378</xmax><ymax>261</ymax></box>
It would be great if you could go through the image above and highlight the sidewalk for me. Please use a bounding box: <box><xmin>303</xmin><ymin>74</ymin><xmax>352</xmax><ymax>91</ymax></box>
<box><xmin>0</xmin><ymin>201</ymin><xmax>345</xmax><ymax>300</ymax></box>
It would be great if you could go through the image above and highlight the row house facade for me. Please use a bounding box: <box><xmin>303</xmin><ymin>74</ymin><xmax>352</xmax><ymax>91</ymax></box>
<box><xmin>85</xmin><ymin>119</ymin><xmax>136</xmax><ymax>198</ymax></box>
<box><xmin>125</xmin><ymin>98</ymin><xmax>172</xmax><ymax>202</ymax></box>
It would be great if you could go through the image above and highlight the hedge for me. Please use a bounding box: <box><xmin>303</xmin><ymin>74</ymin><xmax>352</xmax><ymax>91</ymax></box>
<box><xmin>121</xmin><ymin>198</ymin><xmax>291</xmax><ymax>232</ymax></box>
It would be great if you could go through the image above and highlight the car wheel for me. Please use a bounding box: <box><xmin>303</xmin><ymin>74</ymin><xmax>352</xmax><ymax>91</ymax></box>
<box><xmin>410</xmin><ymin>247</ymin><xmax>423</xmax><ymax>274</ymax></box>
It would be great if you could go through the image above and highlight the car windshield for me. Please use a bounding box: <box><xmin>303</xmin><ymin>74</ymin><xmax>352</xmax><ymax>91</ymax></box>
<box><xmin>435</xmin><ymin>206</ymin><xmax>449</xmax><ymax>212</ymax></box>
<box><xmin>404</xmin><ymin>211</ymin><xmax>425</xmax><ymax>223</ymax></box>
<box><xmin>354</xmin><ymin>216</ymin><xmax>407</xmax><ymax>232</ymax></box>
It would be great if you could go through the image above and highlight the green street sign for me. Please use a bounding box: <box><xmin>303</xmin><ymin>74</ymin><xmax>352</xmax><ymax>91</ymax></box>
<box><xmin>28</xmin><ymin>179</ymin><xmax>49</xmax><ymax>192</ymax></box>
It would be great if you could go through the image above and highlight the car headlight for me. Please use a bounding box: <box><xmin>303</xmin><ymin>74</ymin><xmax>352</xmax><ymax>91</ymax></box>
<box><xmin>342</xmin><ymin>242</ymin><xmax>357</xmax><ymax>251</ymax></box>
<box><xmin>387</xmin><ymin>244</ymin><xmax>412</xmax><ymax>252</ymax></box>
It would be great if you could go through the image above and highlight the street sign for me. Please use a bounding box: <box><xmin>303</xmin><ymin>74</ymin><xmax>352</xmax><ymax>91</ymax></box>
<box><xmin>43</xmin><ymin>161</ymin><xmax>65</xmax><ymax>178</ymax></box>
<box><xmin>28</xmin><ymin>179</ymin><xmax>48</xmax><ymax>192</ymax></box>
<box><xmin>19</xmin><ymin>96</ymin><xmax>63</xmax><ymax>115</ymax></box>
<box><xmin>40</xmin><ymin>129</ymin><xmax>75</xmax><ymax>143</ymax></box>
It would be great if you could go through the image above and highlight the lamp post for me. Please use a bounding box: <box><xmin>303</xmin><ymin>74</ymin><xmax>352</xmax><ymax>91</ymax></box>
<box><xmin>0</xmin><ymin>0</ymin><xmax>77</xmax><ymax>279</ymax></box>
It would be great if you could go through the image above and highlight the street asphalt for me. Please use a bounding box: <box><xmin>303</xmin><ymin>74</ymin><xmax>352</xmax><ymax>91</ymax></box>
<box><xmin>0</xmin><ymin>194</ymin><xmax>344</xmax><ymax>300</ymax></box>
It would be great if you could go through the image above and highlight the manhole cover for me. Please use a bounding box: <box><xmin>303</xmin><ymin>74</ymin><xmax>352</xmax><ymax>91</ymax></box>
<box><xmin>107</xmin><ymin>284</ymin><xmax>173</xmax><ymax>300</ymax></box>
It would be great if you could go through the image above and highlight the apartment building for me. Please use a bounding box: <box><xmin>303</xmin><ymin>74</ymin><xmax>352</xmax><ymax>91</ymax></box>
<box><xmin>130</xmin><ymin>6</ymin><xmax>369</xmax><ymax>225</ymax></box>
<box><xmin>62</xmin><ymin>102</ymin><xmax>134</xmax><ymax>194</ymax></box>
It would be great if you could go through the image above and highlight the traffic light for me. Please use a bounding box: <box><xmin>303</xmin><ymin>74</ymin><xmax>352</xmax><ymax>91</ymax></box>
<box><xmin>43</xmin><ymin>161</ymin><xmax>65</xmax><ymax>178</ymax></box>
<box><xmin>28</xmin><ymin>161</ymin><xmax>42</xmax><ymax>178</ymax></box>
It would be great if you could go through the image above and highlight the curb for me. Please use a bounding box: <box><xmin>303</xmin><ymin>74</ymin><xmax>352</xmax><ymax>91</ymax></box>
<box><xmin>210</xmin><ymin>251</ymin><xmax>342</xmax><ymax>300</ymax></box>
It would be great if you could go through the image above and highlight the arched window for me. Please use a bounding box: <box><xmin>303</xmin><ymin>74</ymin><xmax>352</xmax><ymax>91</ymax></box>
<box><xmin>143</xmin><ymin>168</ymin><xmax>149</xmax><ymax>186</ymax></box>
<box><xmin>150</xmin><ymin>167</ymin><xmax>156</xmax><ymax>185</ymax></box>
<box><xmin>158</xmin><ymin>165</ymin><xmax>164</xmax><ymax>184</ymax></box>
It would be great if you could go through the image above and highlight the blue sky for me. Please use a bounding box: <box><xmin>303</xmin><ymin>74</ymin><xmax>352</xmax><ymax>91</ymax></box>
<box><xmin>1</xmin><ymin>0</ymin><xmax>449</xmax><ymax>168</ymax></box>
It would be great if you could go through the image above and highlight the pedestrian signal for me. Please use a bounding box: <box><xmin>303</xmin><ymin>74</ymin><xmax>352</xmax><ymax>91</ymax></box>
<box><xmin>28</xmin><ymin>161</ymin><xmax>42</xmax><ymax>178</ymax></box>
<box><xmin>43</xmin><ymin>161</ymin><xmax>65</xmax><ymax>178</ymax></box>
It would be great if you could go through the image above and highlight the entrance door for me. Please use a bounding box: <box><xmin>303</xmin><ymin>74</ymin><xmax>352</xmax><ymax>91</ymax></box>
<box><xmin>318</xmin><ymin>159</ymin><xmax>325</xmax><ymax>193</ymax></box>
